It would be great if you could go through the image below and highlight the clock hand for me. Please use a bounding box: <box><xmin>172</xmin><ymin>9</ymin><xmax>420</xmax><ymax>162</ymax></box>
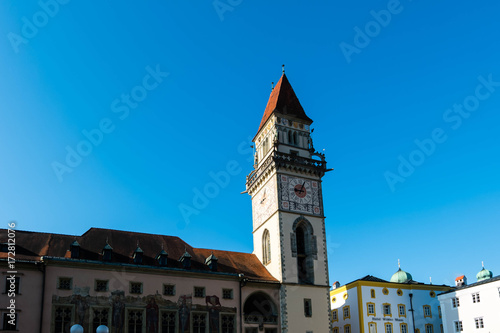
<box><xmin>294</xmin><ymin>187</ymin><xmax>304</xmax><ymax>193</ymax></box>
<box><xmin>300</xmin><ymin>182</ymin><xmax>305</xmax><ymax>191</ymax></box>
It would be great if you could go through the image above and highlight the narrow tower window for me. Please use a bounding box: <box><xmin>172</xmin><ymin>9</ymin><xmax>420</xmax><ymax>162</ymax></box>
<box><xmin>263</xmin><ymin>229</ymin><xmax>271</xmax><ymax>265</ymax></box>
<box><xmin>294</xmin><ymin>219</ymin><xmax>315</xmax><ymax>284</ymax></box>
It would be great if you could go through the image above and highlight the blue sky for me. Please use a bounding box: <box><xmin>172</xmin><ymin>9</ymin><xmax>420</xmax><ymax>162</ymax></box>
<box><xmin>1</xmin><ymin>1</ymin><xmax>499</xmax><ymax>287</ymax></box>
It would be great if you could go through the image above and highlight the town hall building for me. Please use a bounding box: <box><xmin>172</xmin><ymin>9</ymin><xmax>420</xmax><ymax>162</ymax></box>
<box><xmin>0</xmin><ymin>71</ymin><xmax>333</xmax><ymax>333</ymax></box>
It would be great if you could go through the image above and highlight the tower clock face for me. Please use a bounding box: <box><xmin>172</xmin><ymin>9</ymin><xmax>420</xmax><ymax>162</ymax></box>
<box><xmin>289</xmin><ymin>178</ymin><xmax>312</xmax><ymax>204</ymax></box>
<box><xmin>279</xmin><ymin>175</ymin><xmax>322</xmax><ymax>215</ymax></box>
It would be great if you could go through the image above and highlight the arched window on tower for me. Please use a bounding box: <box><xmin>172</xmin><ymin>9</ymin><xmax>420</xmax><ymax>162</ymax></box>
<box><xmin>288</xmin><ymin>130</ymin><xmax>293</xmax><ymax>145</ymax></box>
<box><xmin>262</xmin><ymin>229</ymin><xmax>271</xmax><ymax>265</ymax></box>
<box><xmin>293</xmin><ymin>132</ymin><xmax>298</xmax><ymax>146</ymax></box>
<box><xmin>291</xmin><ymin>217</ymin><xmax>317</xmax><ymax>284</ymax></box>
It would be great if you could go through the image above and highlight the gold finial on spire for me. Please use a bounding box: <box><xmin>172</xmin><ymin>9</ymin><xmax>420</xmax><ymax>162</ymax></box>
<box><xmin>398</xmin><ymin>259</ymin><xmax>400</xmax><ymax>269</ymax></box>
<box><xmin>482</xmin><ymin>261</ymin><xmax>484</xmax><ymax>268</ymax></box>
<box><xmin>282</xmin><ymin>64</ymin><xmax>285</xmax><ymax>74</ymax></box>
<box><xmin>271</xmin><ymin>82</ymin><xmax>274</xmax><ymax>90</ymax></box>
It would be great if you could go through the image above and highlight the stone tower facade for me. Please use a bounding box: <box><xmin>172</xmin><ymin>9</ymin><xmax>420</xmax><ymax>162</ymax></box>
<box><xmin>246</xmin><ymin>73</ymin><xmax>332</xmax><ymax>333</ymax></box>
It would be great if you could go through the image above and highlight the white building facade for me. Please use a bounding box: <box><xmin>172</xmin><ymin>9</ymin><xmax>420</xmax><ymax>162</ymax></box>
<box><xmin>438</xmin><ymin>269</ymin><xmax>500</xmax><ymax>333</ymax></box>
<box><xmin>331</xmin><ymin>271</ymin><xmax>452</xmax><ymax>333</ymax></box>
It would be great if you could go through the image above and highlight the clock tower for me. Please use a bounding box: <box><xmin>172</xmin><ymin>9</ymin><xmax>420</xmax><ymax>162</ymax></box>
<box><xmin>246</xmin><ymin>72</ymin><xmax>332</xmax><ymax>333</ymax></box>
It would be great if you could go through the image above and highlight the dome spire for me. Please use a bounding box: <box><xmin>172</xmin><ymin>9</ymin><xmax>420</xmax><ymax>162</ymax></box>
<box><xmin>476</xmin><ymin>262</ymin><xmax>493</xmax><ymax>282</ymax></box>
<box><xmin>390</xmin><ymin>260</ymin><xmax>412</xmax><ymax>283</ymax></box>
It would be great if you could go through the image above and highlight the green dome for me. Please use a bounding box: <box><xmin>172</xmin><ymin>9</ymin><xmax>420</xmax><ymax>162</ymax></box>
<box><xmin>390</xmin><ymin>268</ymin><xmax>413</xmax><ymax>283</ymax></box>
<box><xmin>476</xmin><ymin>267</ymin><xmax>493</xmax><ymax>282</ymax></box>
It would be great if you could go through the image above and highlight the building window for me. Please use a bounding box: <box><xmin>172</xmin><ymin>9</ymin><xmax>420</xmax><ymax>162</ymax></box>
<box><xmin>438</xmin><ymin>306</ymin><xmax>441</xmax><ymax>318</ymax></box>
<box><xmin>163</xmin><ymin>284</ymin><xmax>175</xmax><ymax>296</ymax></box>
<box><xmin>472</xmin><ymin>292</ymin><xmax>480</xmax><ymax>303</ymax></box>
<box><xmin>332</xmin><ymin>309</ymin><xmax>338</xmax><ymax>322</ymax></box>
<box><xmin>2</xmin><ymin>312</ymin><xmax>17</xmax><ymax>330</ymax></box>
<box><xmin>262</xmin><ymin>229</ymin><xmax>271</xmax><ymax>265</ymax></box>
<box><xmin>91</xmin><ymin>307</ymin><xmax>110</xmax><ymax>332</ymax></box>
<box><xmin>416</xmin><ymin>330</ymin><xmax>420</xmax><ymax>333</ymax></box>
<box><xmin>304</xmin><ymin>299</ymin><xmax>312</xmax><ymax>317</ymax></box>
<box><xmin>343</xmin><ymin>306</ymin><xmax>350</xmax><ymax>319</ymax></box>
<box><xmin>127</xmin><ymin>309</ymin><xmax>144</xmax><ymax>333</ymax></box>
<box><xmin>498</xmin><ymin>287</ymin><xmax>500</xmax><ymax>297</ymax></box>
<box><xmin>385</xmin><ymin>323</ymin><xmax>393</xmax><ymax>333</ymax></box>
<box><xmin>474</xmin><ymin>317</ymin><xmax>484</xmax><ymax>329</ymax></box>
<box><xmin>161</xmin><ymin>311</ymin><xmax>177</xmax><ymax>333</ymax></box>
<box><xmin>371</xmin><ymin>289</ymin><xmax>376</xmax><ymax>298</ymax></box>
<box><xmin>454</xmin><ymin>321</ymin><xmax>463</xmax><ymax>332</ymax></box>
<box><xmin>4</xmin><ymin>277</ymin><xmax>20</xmax><ymax>294</ymax></box>
<box><xmin>344</xmin><ymin>324</ymin><xmax>351</xmax><ymax>333</ymax></box>
<box><xmin>194</xmin><ymin>287</ymin><xmax>205</xmax><ymax>298</ymax></box>
<box><xmin>452</xmin><ymin>297</ymin><xmax>460</xmax><ymax>307</ymax></box>
<box><xmin>430</xmin><ymin>291</ymin><xmax>436</xmax><ymax>298</ymax></box>
<box><xmin>367</xmin><ymin>302</ymin><xmax>375</xmax><ymax>316</ymax></box>
<box><xmin>383</xmin><ymin>303</ymin><xmax>391</xmax><ymax>317</ymax></box>
<box><xmin>222</xmin><ymin>288</ymin><xmax>233</xmax><ymax>299</ymax></box>
<box><xmin>221</xmin><ymin>314</ymin><xmax>235</xmax><ymax>333</ymax></box>
<box><xmin>398</xmin><ymin>304</ymin><xmax>406</xmax><ymax>317</ymax></box>
<box><xmin>397</xmin><ymin>289</ymin><xmax>403</xmax><ymax>296</ymax></box>
<box><xmin>423</xmin><ymin>305</ymin><xmax>432</xmax><ymax>318</ymax></box>
<box><xmin>425</xmin><ymin>324</ymin><xmax>434</xmax><ymax>333</ymax></box>
<box><xmin>54</xmin><ymin>306</ymin><xmax>73</xmax><ymax>333</ymax></box>
<box><xmin>95</xmin><ymin>280</ymin><xmax>108</xmax><ymax>292</ymax></box>
<box><xmin>400</xmin><ymin>323</ymin><xmax>408</xmax><ymax>333</ymax></box>
<box><xmin>369</xmin><ymin>322</ymin><xmax>377</xmax><ymax>333</ymax></box>
<box><xmin>192</xmin><ymin>312</ymin><xmax>208</xmax><ymax>333</ymax></box>
<box><xmin>333</xmin><ymin>328</ymin><xmax>339</xmax><ymax>333</ymax></box>
<box><xmin>382</xmin><ymin>287</ymin><xmax>389</xmax><ymax>295</ymax></box>
<box><xmin>130</xmin><ymin>282</ymin><xmax>143</xmax><ymax>294</ymax></box>
<box><xmin>57</xmin><ymin>277</ymin><xmax>72</xmax><ymax>290</ymax></box>
<box><xmin>440</xmin><ymin>324</ymin><xmax>443</xmax><ymax>333</ymax></box>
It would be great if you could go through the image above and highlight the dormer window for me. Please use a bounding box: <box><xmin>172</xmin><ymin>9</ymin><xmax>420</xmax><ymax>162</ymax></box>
<box><xmin>70</xmin><ymin>241</ymin><xmax>80</xmax><ymax>259</ymax></box>
<box><xmin>102</xmin><ymin>243</ymin><xmax>113</xmax><ymax>261</ymax></box>
<box><xmin>179</xmin><ymin>250</ymin><xmax>192</xmax><ymax>269</ymax></box>
<box><xmin>133</xmin><ymin>246</ymin><xmax>143</xmax><ymax>264</ymax></box>
<box><xmin>156</xmin><ymin>249</ymin><xmax>168</xmax><ymax>266</ymax></box>
<box><xmin>205</xmin><ymin>253</ymin><xmax>218</xmax><ymax>272</ymax></box>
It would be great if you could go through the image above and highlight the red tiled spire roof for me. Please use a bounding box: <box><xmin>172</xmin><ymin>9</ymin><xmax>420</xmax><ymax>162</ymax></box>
<box><xmin>257</xmin><ymin>74</ymin><xmax>312</xmax><ymax>135</ymax></box>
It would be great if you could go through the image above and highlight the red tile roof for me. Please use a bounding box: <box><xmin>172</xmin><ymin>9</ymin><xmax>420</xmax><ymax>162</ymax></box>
<box><xmin>455</xmin><ymin>275</ymin><xmax>465</xmax><ymax>281</ymax></box>
<box><xmin>256</xmin><ymin>74</ymin><xmax>312</xmax><ymax>135</ymax></box>
<box><xmin>0</xmin><ymin>228</ymin><xmax>277</xmax><ymax>282</ymax></box>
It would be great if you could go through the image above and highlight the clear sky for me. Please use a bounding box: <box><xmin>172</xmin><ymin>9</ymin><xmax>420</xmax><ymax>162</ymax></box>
<box><xmin>1</xmin><ymin>1</ymin><xmax>499</xmax><ymax>287</ymax></box>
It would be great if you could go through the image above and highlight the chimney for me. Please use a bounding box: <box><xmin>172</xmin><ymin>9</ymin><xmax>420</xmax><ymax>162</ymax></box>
<box><xmin>332</xmin><ymin>281</ymin><xmax>340</xmax><ymax>289</ymax></box>
<box><xmin>455</xmin><ymin>275</ymin><xmax>467</xmax><ymax>287</ymax></box>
